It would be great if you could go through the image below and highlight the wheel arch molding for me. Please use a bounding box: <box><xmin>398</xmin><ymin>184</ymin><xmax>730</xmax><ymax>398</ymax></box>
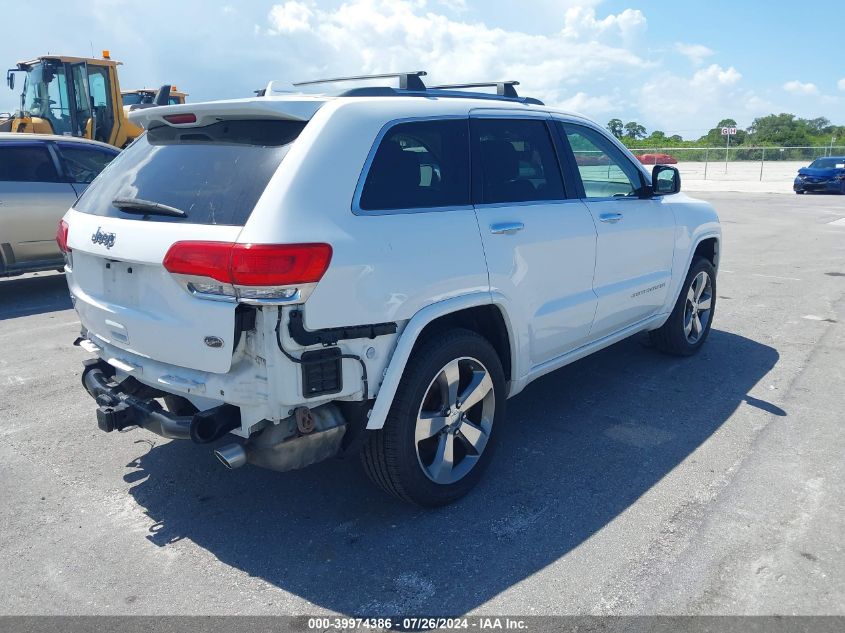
<box><xmin>365</xmin><ymin>292</ymin><xmax>518</xmax><ymax>431</ymax></box>
<box><xmin>663</xmin><ymin>231</ymin><xmax>721</xmax><ymax>318</ymax></box>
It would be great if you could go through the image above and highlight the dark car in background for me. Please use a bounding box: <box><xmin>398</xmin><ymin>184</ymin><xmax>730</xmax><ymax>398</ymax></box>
<box><xmin>0</xmin><ymin>134</ymin><xmax>119</xmax><ymax>277</ymax></box>
<box><xmin>794</xmin><ymin>156</ymin><xmax>845</xmax><ymax>194</ymax></box>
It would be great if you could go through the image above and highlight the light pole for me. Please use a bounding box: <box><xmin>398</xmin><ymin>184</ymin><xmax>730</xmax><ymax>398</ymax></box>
<box><xmin>830</xmin><ymin>136</ymin><xmax>837</xmax><ymax>157</ymax></box>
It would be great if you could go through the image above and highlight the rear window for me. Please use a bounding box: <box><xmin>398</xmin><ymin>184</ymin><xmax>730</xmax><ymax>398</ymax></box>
<box><xmin>359</xmin><ymin>119</ymin><xmax>470</xmax><ymax>211</ymax></box>
<box><xmin>58</xmin><ymin>143</ymin><xmax>118</xmax><ymax>184</ymax></box>
<box><xmin>471</xmin><ymin>118</ymin><xmax>565</xmax><ymax>204</ymax></box>
<box><xmin>74</xmin><ymin>119</ymin><xmax>306</xmax><ymax>225</ymax></box>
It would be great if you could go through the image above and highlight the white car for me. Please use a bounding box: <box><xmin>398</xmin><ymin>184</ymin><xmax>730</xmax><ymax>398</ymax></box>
<box><xmin>62</xmin><ymin>73</ymin><xmax>720</xmax><ymax>506</ymax></box>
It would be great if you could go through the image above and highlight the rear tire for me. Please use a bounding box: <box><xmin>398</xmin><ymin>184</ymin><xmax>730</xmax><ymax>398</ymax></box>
<box><xmin>650</xmin><ymin>257</ymin><xmax>716</xmax><ymax>356</ymax></box>
<box><xmin>361</xmin><ymin>328</ymin><xmax>505</xmax><ymax>506</ymax></box>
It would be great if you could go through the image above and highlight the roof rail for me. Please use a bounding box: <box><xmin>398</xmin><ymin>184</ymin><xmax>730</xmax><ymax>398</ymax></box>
<box><xmin>293</xmin><ymin>71</ymin><xmax>427</xmax><ymax>91</ymax></box>
<box><xmin>286</xmin><ymin>71</ymin><xmax>543</xmax><ymax>105</ymax></box>
<box><xmin>431</xmin><ymin>81</ymin><xmax>520</xmax><ymax>98</ymax></box>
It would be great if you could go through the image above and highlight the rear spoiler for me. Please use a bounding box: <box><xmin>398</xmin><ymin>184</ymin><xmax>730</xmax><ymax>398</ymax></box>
<box><xmin>128</xmin><ymin>97</ymin><xmax>328</xmax><ymax>130</ymax></box>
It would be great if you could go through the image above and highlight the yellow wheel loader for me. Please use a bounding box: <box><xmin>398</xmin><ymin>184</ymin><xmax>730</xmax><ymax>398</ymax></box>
<box><xmin>1</xmin><ymin>52</ymin><xmax>185</xmax><ymax>149</ymax></box>
<box><xmin>120</xmin><ymin>86</ymin><xmax>188</xmax><ymax>140</ymax></box>
<box><xmin>121</xmin><ymin>86</ymin><xmax>188</xmax><ymax>107</ymax></box>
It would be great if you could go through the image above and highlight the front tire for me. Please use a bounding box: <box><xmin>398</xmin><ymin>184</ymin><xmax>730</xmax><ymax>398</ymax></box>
<box><xmin>361</xmin><ymin>328</ymin><xmax>506</xmax><ymax>506</ymax></box>
<box><xmin>650</xmin><ymin>257</ymin><xmax>716</xmax><ymax>356</ymax></box>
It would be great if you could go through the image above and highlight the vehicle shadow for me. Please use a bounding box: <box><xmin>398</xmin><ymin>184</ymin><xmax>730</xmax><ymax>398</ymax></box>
<box><xmin>0</xmin><ymin>273</ymin><xmax>72</xmax><ymax>320</ymax></box>
<box><xmin>125</xmin><ymin>329</ymin><xmax>779</xmax><ymax>615</ymax></box>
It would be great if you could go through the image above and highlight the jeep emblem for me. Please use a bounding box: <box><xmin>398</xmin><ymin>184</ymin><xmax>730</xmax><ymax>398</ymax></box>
<box><xmin>204</xmin><ymin>336</ymin><xmax>224</xmax><ymax>348</ymax></box>
<box><xmin>91</xmin><ymin>227</ymin><xmax>116</xmax><ymax>249</ymax></box>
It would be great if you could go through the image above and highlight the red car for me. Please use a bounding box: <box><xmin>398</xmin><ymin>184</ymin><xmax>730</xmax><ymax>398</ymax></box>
<box><xmin>637</xmin><ymin>153</ymin><xmax>678</xmax><ymax>165</ymax></box>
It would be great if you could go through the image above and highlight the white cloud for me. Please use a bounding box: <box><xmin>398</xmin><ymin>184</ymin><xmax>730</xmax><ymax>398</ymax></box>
<box><xmin>268</xmin><ymin>1</ymin><xmax>314</xmax><ymax>34</ymax></box>
<box><xmin>561</xmin><ymin>6</ymin><xmax>646</xmax><ymax>40</ymax></box>
<box><xmin>838</xmin><ymin>78</ymin><xmax>845</xmax><ymax>91</ymax></box>
<box><xmin>692</xmin><ymin>64</ymin><xmax>741</xmax><ymax>86</ymax></box>
<box><xmin>674</xmin><ymin>42</ymin><xmax>714</xmax><ymax>65</ymax></box>
<box><xmin>638</xmin><ymin>65</ymin><xmax>755</xmax><ymax>134</ymax></box>
<box><xmin>436</xmin><ymin>0</ymin><xmax>468</xmax><ymax>12</ymax></box>
<box><xmin>262</xmin><ymin>0</ymin><xmax>649</xmax><ymax>108</ymax></box>
<box><xmin>558</xmin><ymin>91</ymin><xmax>618</xmax><ymax>116</ymax></box>
<box><xmin>783</xmin><ymin>80</ymin><xmax>818</xmax><ymax>96</ymax></box>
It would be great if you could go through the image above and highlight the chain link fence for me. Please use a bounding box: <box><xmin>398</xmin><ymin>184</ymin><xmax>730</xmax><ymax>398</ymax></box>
<box><xmin>629</xmin><ymin>146</ymin><xmax>845</xmax><ymax>181</ymax></box>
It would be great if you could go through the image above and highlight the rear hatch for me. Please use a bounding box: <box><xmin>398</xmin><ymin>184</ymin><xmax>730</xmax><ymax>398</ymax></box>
<box><xmin>65</xmin><ymin>112</ymin><xmax>312</xmax><ymax>374</ymax></box>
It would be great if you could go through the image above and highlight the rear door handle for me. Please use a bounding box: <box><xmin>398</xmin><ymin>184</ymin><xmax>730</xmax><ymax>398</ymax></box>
<box><xmin>599</xmin><ymin>212</ymin><xmax>623</xmax><ymax>224</ymax></box>
<box><xmin>490</xmin><ymin>222</ymin><xmax>524</xmax><ymax>235</ymax></box>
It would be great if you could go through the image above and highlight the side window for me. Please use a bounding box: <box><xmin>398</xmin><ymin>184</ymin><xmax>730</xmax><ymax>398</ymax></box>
<box><xmin>359</xmin><ymin>119</ymin><xmax>470</xmax><ymax>211</ymax></box>
<box><xmin>559</xmin><ymin>123</ymin><xmax>643</xmax><ymax>199</ymax></box>
<box><xmin>0</xmin><ymin>145</ymin><xmax>59</xmax><ymax>182</ymax></box>
<box><xmin>58</xmin><ymin>144</ymin><xmax>117</xmax><ymax>183</ymax></box>
<box><xmin>88</xmin><ymin>70</ymin><xmax>109</xmax><ymax>108</ymax></box>
<box><xmin>471</xmin><ymin>118</ymin><xmax>564</xmax><ymax>204</ymax></box>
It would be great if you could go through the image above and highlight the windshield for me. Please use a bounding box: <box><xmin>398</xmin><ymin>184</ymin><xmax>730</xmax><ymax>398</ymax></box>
<box><xmin>74</xmin><ymin>119</ymin><xmax>307</xmax><ymax>225</ymax></box>
<box><xmin>20</xmin><ymin>62</ymin><xmax>72</xmax><ymax>135</ymax></box>
<box><xmin>809</xmin><ymin>158</ymin><xmax>845</xmax><ymax>169</ymax></box>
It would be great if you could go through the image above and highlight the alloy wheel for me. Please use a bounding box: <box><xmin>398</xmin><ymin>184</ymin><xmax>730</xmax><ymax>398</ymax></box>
<box><xmin>414</xmin><ymin>357</ymin><xmax>495</xmax><ymax>485</ymax></box>
<box><xmin>684</xmin><ymin>270</ymin><xmax>713</xmax><ymax>343</ymax></box>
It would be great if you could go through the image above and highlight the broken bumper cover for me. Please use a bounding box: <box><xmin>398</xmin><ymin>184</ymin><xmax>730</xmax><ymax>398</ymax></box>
<box><xmin>80</xmin><ymin>358</ymin><xmax>239</xmax><ymax>442</ymax></box>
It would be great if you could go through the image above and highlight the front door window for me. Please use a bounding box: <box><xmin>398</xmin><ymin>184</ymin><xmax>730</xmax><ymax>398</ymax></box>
<box><xmin>560</xmin><ymin>123</ymin><xmax>642</xmax><ymax>199</ymax></box>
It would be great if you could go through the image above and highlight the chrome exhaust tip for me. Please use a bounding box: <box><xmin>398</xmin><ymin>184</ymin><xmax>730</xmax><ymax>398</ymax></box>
<box><xmin>214</xmin><ymin>443</ymin><xmax>247</xmax><ymax>470</ymax></box>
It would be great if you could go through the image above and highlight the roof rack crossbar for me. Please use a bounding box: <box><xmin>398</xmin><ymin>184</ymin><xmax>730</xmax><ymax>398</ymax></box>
<box><xmin>293</xmin><ymin>71</ymin><xmax>427</xmax><ymax>91</ymax></box>
<box><xmin>431</xmin><ymin>81</ymin><xmax>520</xmax><ymax>98</ymax></box>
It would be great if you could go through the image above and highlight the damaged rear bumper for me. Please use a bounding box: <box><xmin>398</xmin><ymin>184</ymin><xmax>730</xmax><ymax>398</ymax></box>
<box><xmin>79</xmin><ymin>358</ymin><xmax>360</xmax><ymax>472</ymax></box>
<box><xmin>80</xmin><ymin>358</ymin><xmax>240</xmax><ymax>442</ymax></box>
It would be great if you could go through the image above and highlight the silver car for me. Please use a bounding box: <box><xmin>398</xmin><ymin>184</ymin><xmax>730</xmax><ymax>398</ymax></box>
<box><xmin>0</xmin><ymin>133</ymin><xmax>118</xmax><ymax>277</ymax></box>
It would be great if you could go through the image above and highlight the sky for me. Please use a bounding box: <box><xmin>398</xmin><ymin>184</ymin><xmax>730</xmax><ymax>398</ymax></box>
<box><xmin>1</xmin><ymin>0</ymin><xmax>842</xmax><ymax>140</ymax></box>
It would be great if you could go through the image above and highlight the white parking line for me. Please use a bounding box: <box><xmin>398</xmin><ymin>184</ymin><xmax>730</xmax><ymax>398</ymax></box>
<box><xmin>752</xmin><ymin>273</ymin><xmax>802</xmax><ymax>281</ymax></box>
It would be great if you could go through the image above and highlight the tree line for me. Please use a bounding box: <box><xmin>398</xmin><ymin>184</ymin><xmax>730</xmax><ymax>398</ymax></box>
<box><xmin>606</xmin><ymin>114</ymin><xmax>845</xmax><ymax>150</ymax></box>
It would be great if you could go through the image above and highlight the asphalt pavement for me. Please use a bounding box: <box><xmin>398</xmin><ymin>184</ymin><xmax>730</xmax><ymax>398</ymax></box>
<box><xmin>0</xmin><ymin>192</ymin><xmax>843</xmax><ymax>616</ymax></box>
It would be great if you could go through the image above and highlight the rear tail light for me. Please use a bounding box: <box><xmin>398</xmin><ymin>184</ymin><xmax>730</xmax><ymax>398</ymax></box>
<box><xmin>56</xmin><ymin>219</ymin><xmax>70</xmax><ymax>253</ymax></box>
<box><xmin>163</xmin><ymin>241</ymin><xmax>332</xmax><ymax>304</ymax></box>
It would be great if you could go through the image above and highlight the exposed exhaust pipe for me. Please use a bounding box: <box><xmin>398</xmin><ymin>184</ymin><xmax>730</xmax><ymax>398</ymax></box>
<box><xmin>215</xmin><ymin>444</ymin><xmax>247</xmax><ymax>469</ymax></box>
<box><xmin>213</xmin><ymin>404</ymin><xmax>347</xmax><ymax>472</ymax></box>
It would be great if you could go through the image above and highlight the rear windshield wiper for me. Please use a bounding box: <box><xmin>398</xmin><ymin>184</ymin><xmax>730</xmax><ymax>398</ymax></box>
<box><xmin>112</xmin><ymin>197</ymin><xmax>186</xmax><ymax>218</ymax></box>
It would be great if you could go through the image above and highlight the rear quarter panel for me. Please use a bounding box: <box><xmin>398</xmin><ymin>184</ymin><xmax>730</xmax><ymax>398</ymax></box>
<box><xmin>0</xmin><ymin>180</ymin><xmax>76</xmax><ymax>263</ymax></box>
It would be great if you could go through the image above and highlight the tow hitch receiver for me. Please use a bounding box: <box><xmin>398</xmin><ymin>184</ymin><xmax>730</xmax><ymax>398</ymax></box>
<box><xmin>80</xmin><ymin>358</ymin><xmax>240</xmax><ymax>442</ymax></box>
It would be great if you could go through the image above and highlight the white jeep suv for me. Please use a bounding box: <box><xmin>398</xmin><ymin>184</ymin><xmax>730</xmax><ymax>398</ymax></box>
<box><xmin>62</xmin><ymin>73</ymin><xmax>720</xmax><ymax>506</ymax></box>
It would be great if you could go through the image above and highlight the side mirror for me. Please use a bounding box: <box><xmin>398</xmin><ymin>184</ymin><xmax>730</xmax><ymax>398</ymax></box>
<box><xmin>652</xmin><ymin>164</ymin><xmax>681</xmax><ymax>195</ymax></box>
<box><xmin>6</xmin><ymin>71</ymin><xmax>14</xmax><ymax>91</ymax></box>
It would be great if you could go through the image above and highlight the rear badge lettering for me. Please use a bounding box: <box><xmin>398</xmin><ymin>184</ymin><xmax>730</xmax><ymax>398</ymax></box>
<box><xmin>91</xmin><ymin>227</ymin><xmax>116</xmax><ymax>249</ymax></box>
<box><xmin>204</xmin><ymin>336</ymin><xmax>225</xmax><ymax>348</ymax></box>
